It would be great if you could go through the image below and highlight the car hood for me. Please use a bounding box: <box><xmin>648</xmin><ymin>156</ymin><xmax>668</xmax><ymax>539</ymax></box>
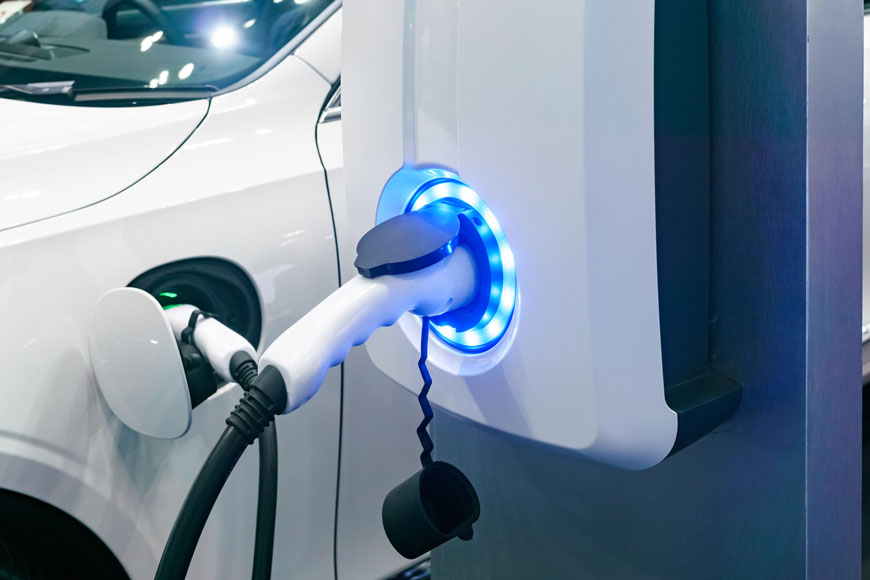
<box><xmin>0</xmin><ymin>97</ymin><xmax>209</xmax><ymax>232</ymax></box>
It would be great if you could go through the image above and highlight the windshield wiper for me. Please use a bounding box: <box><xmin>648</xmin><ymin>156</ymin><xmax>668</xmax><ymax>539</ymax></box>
<box><xmin>0</xmin><ymin>81</ymin><xmax>218</xmax><ymax>103</ymax></box>
<box><xmin>0</xmin><ymin>80</ymin><xmax>74</xmax><ymax>96</ymax></box>
<box><xmin>73</xmin><ymin>84</ymin><xmax>218</xmax><ymax>103</ymax></box>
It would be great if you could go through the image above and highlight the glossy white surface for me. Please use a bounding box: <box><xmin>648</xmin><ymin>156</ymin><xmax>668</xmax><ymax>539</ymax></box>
<box><xmin>295</xmin><ymin>8</ymin><xmax>342</xmax><ymax>84</ymax></box>
<box><xmin>0</xmin><ymin>52</ymin><xmax>345</xmax><ymax>579</ymax></box>
<box><xmin>343</xmin><ymin>1</ymin><xmax>678</xmax><ymax>469</ymax></box>
<box><xmin>0</xmin><ymin>97</ymin><xmax>208</xmax><ymax>232</ymax></box>
<box><xmin>262</xmin><ymin>247</ymin><xmax>476</xmax><ymax>413</ymax></box>
<box><xmin>164</xmin><ymin>304</ymin><xmax>257</xmax><ymax>383</ymax></box>
<box><xmin>90</xmin><ymin>288</ymin><xmax>192</xmax><ymax>439</ymax></box>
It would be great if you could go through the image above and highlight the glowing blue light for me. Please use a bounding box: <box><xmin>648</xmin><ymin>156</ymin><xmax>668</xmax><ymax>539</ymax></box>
<box><xmin>378</xmin><ymin>166</ymin><xmax>517</xmax><ymax>353</ymax></box>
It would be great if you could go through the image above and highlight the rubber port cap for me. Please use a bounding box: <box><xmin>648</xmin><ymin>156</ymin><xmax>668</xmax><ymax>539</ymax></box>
<box><xmin>382</xmin><ymin>461</ymin><xmax>480</xmax><ymax>559</ymax></box>
<box><xmin>355</xmin><ymin>206</ymin><xmax>460</xmax><ymax>279</ymax></box>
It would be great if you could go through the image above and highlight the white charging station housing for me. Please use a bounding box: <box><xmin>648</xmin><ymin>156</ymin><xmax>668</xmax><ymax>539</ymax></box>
<box><xmin>341</xmin><ymin>2</ymin><xmax>737</xmax><ymax>470</ymax></box>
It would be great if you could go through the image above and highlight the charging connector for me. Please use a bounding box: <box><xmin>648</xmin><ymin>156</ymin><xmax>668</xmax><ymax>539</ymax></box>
<box><xmin>164</xmin><ymin>305</ymin><xmax>258</xmax><ymax>384</ymax></box>
<box><xmin>156</xmin><ymin>205</ymin><xmax>482</xmax><ymax>579</ymax></box>
<box><xmin>260</xmin><ymin>244</ymin><xmax>476</xmax><ymax>414</ymax></box>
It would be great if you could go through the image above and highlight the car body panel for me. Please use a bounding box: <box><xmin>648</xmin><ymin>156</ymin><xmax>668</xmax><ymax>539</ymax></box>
<box><xmin>318</xmin><ymin>113</ymin><xmax>428</xmax><ymax>580</ymax></box>
<box><xmin>0</xmin><ymin>97</ymin><xmax>209</xmax><ymax>232</ymax></box>
<box><xmin>0</xmin><ymin>53</ymin><xmax>342</xmax><ymax>579</ymax></box>
<box><xmin>295</xmin><ymin>8</ymin><xmax>341</xmax><ymax>85</ymax></box>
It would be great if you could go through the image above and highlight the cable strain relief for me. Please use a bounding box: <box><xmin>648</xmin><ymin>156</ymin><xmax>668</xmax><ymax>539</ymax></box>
<box><xmin>253</xmin><ymin>366</ymin><xmax>288</xmax><ymax>412</ymax></box>
<box><xmin>229</xmin><ymin>351</ymin><xmax>258</xmax><ymax>391</ymax></box>
<box><xmin>225</xmin><ymin>366</ymin><xmax>287</xmax><ymax>444</ymax></box>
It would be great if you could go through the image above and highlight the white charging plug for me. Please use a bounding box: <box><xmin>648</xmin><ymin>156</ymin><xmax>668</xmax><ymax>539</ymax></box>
<box><xmin>259</xmin><ymin>246</ymin><xmax>477</xmax><ymax>414</ymax></box>
<box><xmin>163</xmin><ymin>304</ymin><xmax>258</xmax><ymax>383</ymax></box>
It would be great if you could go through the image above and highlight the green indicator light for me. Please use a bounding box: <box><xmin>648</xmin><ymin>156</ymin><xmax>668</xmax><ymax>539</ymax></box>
<box><xmin>162</xmin><ymin>304</ymin><xmax>182</xmax><ymax>310</ymax></box>
<box><xmin>159</xmin><ymin>292</ymin><xmax>178</xmax><ymax>299</ymax></box>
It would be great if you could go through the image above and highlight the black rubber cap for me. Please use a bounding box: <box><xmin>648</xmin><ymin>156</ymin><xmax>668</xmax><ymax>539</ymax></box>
<box><xmin>355</xmin><ymin>207</ymin><xmax>461</xmax><ymax>279</ymax></box>
<box><xmin>382</xmin><ymin>461</ymin><xmax>480</xmax><ymax>559</ymax></box>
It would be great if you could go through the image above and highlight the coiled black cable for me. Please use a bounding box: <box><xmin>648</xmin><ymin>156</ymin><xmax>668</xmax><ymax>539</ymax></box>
<box><xmin>155</xmin><ymin>365</ymin><xmax>286</xmax><ymax>580</ymax></box>
<box><xmin>416</xmin><ymin>317</ymin><xmax>434</xmax><ymax>467</ymax></box>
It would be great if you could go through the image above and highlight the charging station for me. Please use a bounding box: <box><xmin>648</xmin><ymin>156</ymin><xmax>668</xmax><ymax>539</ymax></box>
<box><xmin>341</xmin><ymin>1</ymin><xmax>740</xmax><ymax>470</ymax></box>
<box><xmin>0</xmin><ymin>0</ymin><xmax>862</xmax><ymax>578</ymax></box>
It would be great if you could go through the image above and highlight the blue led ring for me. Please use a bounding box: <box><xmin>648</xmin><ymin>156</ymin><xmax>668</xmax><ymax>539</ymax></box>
<box><xmin>378</xmin><ymin>168</ymin><xmax>517</xmax><ymax>354</ymax></box>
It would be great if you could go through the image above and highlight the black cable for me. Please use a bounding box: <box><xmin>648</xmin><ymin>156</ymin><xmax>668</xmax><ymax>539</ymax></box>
<box><xmin>232</xmin><ymin>354</ymin><xmax>279</xmax><ymax>580</ymax></box>
<box><xmin>155</xmin><ymin>426</ymin><xmax>248</xmax><ymax>580</ymax></box>
<box><xmin>253</xmin><ymin>423</ymin><xmax>278</xmax><ymax>580</ymax></box>
<box><xmin>155</xmin><ymin>366</ymin><xmax>286</xmax><ymax>580</ymax></box>
<box><xmin>416</xmin><ymin>317</ymin><xmax>434</xmax><ymax>467</ymax></box>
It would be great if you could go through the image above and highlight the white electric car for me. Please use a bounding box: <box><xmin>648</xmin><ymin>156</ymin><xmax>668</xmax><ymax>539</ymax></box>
<box><xmin>0</xmin><ymin>1</ymin><xmax>425</xmax><ymax>578</ymax></box>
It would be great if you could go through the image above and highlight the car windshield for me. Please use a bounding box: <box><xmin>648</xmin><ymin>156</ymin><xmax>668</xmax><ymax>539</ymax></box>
<box><xmin>0</xmin><ymin>0</ymin><xmax>332</xmax><ymax>104</ymax></box>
